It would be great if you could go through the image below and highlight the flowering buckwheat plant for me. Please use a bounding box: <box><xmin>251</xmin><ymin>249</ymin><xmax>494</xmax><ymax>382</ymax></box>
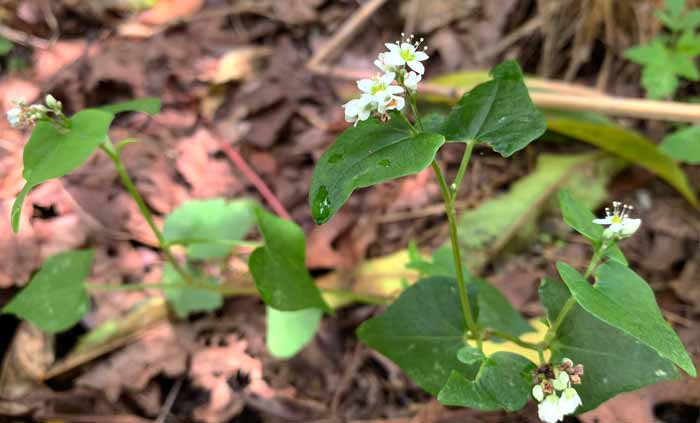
<box><xmin>309</xmin><ymin>35</ymin><xmax>695</xmax><ymax>421</ymax></box>
<box><xmin>3</xmin><ymin>95</ymin><xmax>330</xmax><ymax>359</ymax></box>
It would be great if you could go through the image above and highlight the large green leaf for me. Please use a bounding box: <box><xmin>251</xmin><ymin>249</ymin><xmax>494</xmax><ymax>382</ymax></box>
<box><xmin>3</xmin><ymin>250</ymin><xmax>93</xmax><ymax>333</ymax></box>
<box><xmin>539</xmin><ymin>277</ymin><xmax>680</xmax><ymax>412</ymax></box>
<box><xmin>266</xmin><ymin>306</ymin><xmax>322</xmax><ymax>358</ymax></box>
<box><xmin>99</xmin><ymin>97</ymin><xmax>161</xmax><ymax>116</ymax></box>
<box><xmin>547</xmin><ymin>118</ymin><xmax>698</xmax><ymax>208</ymax></box>
<box><xmin>438</xmin><ymin>352</ymin><xmax>535</xmax><ymax>411</ymax></box>
<box><xmin>249</xmin><ymin>208</ymin><xmax>329</xmax><ymax>311</ymax></box>
<box><xmin>556</xmin><ymin>261</ymin><xmax>695</xmax><ymax>376</ymax></box>
<box><xmin>406</xmin><ymin>244</ymin><xmax>532</xmax><ymax>336</ymax></box>
<box><xmin>161</xmin><ymin>263</ymin><xmax>223</xmax><ymax>318</ymax></box>
<box><xmin>660</xmin><ymin>125</ymin><xmax>700</xmax><ymax>164</ymax></box>
<box><xmin>309</xmin><ymin>113</ymin><xmax>444</xmax><ymax>224</ymax></box>
<box><xmin>437</xmin><ymin>61</ymin><xmax>546</xmax><ymax>157</ymax></box>
<box><xmin>12</xmin><ymin>109</ymin><xmax>115</xmax><ymax>232</ymax></box>
<box><xmin>357</xmin><ymin>276</ymin><xmax>478</xmax><ymax>395</ymax></box>
<box><xmin>163</xmin><ymin>198</ymin><xmax>257</xmax><ymax>259</ymax></box>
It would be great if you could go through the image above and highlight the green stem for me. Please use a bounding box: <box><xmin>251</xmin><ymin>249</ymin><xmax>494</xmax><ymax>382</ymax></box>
<box><xmin>408</xmin><ymin>92</ymin><xmax>424</xmax><ymax>131</ymax></box>
<box><xmin>487</xmin><ymin>329</ymin><xmax>542</xmax><ymax>352</ymax></box>
<box><xmin>396</xmin><ymin>111</ymin><xmax>418</xmax><ymax>135</ymax></box>
<box><xmin>450</xmin><ymin>140</ymin><xmax>476</xmax><ymax>198</ymax></box>
<box><xmin>543</xmin><ymin>243</ymin><xmax>608</xmax><ymax>346</ymax></box>
<box><xmin>431</xmin><ymin>159</ymin><xmax>481</xmax><ymax>349</ymax></box>
<box><xmin>99</xmin><ymin>142</ymin><xmax>195</xmax><ymax>286</ymax></box>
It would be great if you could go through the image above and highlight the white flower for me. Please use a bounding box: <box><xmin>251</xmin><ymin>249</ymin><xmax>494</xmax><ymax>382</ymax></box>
<box><xmin>343</xmin><ymin>94</ymin><xmax>375</xmax><ymax>126</ymax></box>
<box><xmin>358</xmin><ymin>72</ymin><xmax>402</xmax><ymax>98</ymax></box>
<box><xmin>374</xmin><ymin>52</ymin><xmax>396</xmax><ymax>73</ymax></box>
<box><xmin>384</xmin><ymin>34</ymin><xmax>429</xmax><ymax>74</ymax></box>
<box><xmin>558</xmin><ymin>388</ymin><xmax>582</xmax><ymax>415</ymax></box>
<box><xmin>532</xmin><ymin>384</ymin><xmax>544</xmax><ymax>402</ymax></box>
<box><xmin>538</xmin><ymin>394</ymin><xmax>564</xmax><ymax>423</ymax></box>
<box><xmin>593</xmin><ymin>201</ymin><xmax>641</xmax><ymax>238</ymax></box>
<box><xmin>404</xmin><ymin>71</ymin><xmax>421</xmax><ymax>91</ymax></box>
<box><xmin>375</xmin><ymin>90</ymin><xmax>405</xmax><ymax>114</ymax></box>
<box><xmin>6</xmin><ymin>107</ymin><xmax>22</xmax><ymax>128</ymax></box>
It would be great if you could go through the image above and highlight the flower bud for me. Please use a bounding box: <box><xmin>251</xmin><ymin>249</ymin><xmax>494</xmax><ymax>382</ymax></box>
<box><xmin>532</xmin><ymin>384</ymin><xmax>544</xmax><ymax>402</ymax></box>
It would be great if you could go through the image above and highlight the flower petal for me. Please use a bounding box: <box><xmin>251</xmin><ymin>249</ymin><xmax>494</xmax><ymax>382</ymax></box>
<box><xmin>413</xmin><ymin>51</ymin><xmax>429</xmax><ymax>61</ymax></box>
<box><xmin>385</xmin><ymin>43</ymin><xmax>401</xmax><ymax>53</ymax></box>
<box><xmin>357</xmin><ymin>78</ymin><xmax>374</xmax><ymax>93</ymax></box>
<box><xmin>407</xmin><ymin>60</ymin><xmax>425</xmax><ymax>74</ymax></box>
<box><xmin>592</xmin><ymin>217</ymin><xmax>612</xmax><ymax>225</ymax></box>
<box><xmin>384</xmin><ymin>52</ymin><xmax>405</xmax><ymax>66</ymax></box>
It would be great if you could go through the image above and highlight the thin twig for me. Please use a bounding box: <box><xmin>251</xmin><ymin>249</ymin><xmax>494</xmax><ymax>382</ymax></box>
<box><xmin>307</xmin><ymin>0</ymin><xmax>388</xmax><ymax>71</ymax></box>
<box><xmin>156</xmin><ymin>375</ymin><xmax>184</xmax><ymax>423</ymax></box>
<box><xmin>0</xmin><ymin>24</ymin><xmax>50</xmax><ymax>49</ymax></box>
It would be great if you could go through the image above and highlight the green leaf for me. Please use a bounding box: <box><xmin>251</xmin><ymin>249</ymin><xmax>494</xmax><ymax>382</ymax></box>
<box><xmin>457</xmin><ymin>346</ymin><xmax>485</xmax><ymax>365</ymax></box>
<box><xmin>547</xmin><ymin>118</ymin><xmax>698</xmax><ymax>208</ymax></box>
<box><xmin>266</xmin><ymin>306</ymin><xmax>322</xmax><ymax>358</ymax></box>
<box><xmin>677</xmin><ymin>30</ymin><xmax>700</xmax><ymax>55</ymax></box>
<box><xmin>558</xmin><ymin>189</ymin><xmax>603</xmax><ymax>242</ymax></box>
<box><xmin>3</xmin><ymin>250</ymin><xmax>93</xmax><ymax>333</ymax></box>
<box><xmin>623</xmin><ymin>41</ymin><xmax>668</xmax><ymax>67</ymax></box>
<box><xmin>406</xmin><ymin>245</ymin><xmax>532</xmax><ymax>336</ymax></box>
<box><xmin>99</xmin><ymin>97</ymin><xmax>161</xmax><ymax>116</ymax></box>
<box><xmin>163</xmin><ymin>198</ymin><xmax>257</xmax><ymax>259</ymax></box>
<box><xmin>0</xmin><ymin>36</ymin><xmax>13</xmax><ymax>55</ymax></box>
<box><xmin>438</xmin><ymin>61</ymin><xmax>546</xmax><ymax>157</ymax></box>
<box><xmin>162</xmin><ymin>263</ymin><xmax>223</xmax><ymax>318</ymax></box>
<box><xmin>556</xmin><ymin>261</ymin><xmax>696</xmax><ymax>376</ymax></box>
<box><xmin>660</xmin><ymin>125</ymin><xmax>700</xmax><ymax>164</ymax></box>
<box><xmin>12</xmin><ymin>109</ymin><xmax>115</xmax><ymax>232</ymax></box>
<box><xmin>642</xmin><ymin>64</ymin><xmax>678</xmax><ymax>99</ymax></box>
<box><xmin>438</xmin><ymin>352</ymin><xmax>535</xmax><ymax>411</ymax></box>
<box><xmin>249</xmin><ymin>208</ymin><xmax>329</xmax><ymax>311</ymax></box>
<box><xmin>670</xmin><ymin>51</ymin><xmax>700</xmax><ymax>80</ymax></box>
<box><xmin>357</xmin><ymin>276</ymin><xmax>478</xmax><ymax>394</ymax></box>
<box><xmin>539</xmin><ymin>277</ymin><xmax>680</xmax><ymax>412</ymax></box>
<box><xmin>309</xmin><ymin>113</ymin><xmax>444</xmax><ymax>224</ymax></box>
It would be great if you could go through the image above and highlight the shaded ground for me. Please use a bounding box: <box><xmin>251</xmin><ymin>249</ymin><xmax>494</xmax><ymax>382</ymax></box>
<box><xmin>0</xmin><ymin>0</ymin><xmax>699</xmax><ymax>422</ymax></box>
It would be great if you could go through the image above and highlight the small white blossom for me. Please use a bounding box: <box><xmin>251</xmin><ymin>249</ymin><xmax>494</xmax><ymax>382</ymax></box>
<box><xmin>532</xmin><ymin>384</ymin><xmax>544</xmax><ymax>402</ymax></box>
<box><xmin>404</xmin><ymin>71</ymin><xmax>421</xmax><ymax>91</ymax></box>
<box><xmin>558</xmin><ymin>388</ymin><xmax>582</xmax><ymax>415</ymax></box>
<box><xmin>593</xmin><ymin>201</ymin><xmax>641</xmax><ymax>239</ymax></box>
<box><xmin>538</xmin><ymin>394</ymin><xmax>564</xmax><ymax>423</ymax></box>
<box><xmin>357</xmin><ymin>72</ymin><xmax>403</xmax><ymax>98</ymax></box>
<box><xmin>6</xmin><ymin>107</ymin><xmax>22</xmax><ymax>128</ymax></box>
<box><xmin>343</xmin><ymin>94</ymin><xmax>375</xmax><ymax>126</ymax></box>
<box><xmin>384</xmin><ymin>33</ymin><xmax>430</xmax><ymax>74</ymax></box>
<box><xmin>375</xmin><ymin>90</ymin><xmax>405</xmax><ymax>114</ymax></box>
<box><xmin>374</xmin><ymin>52</ymin><xmax>396</xmax><ymax>73</ymax></box>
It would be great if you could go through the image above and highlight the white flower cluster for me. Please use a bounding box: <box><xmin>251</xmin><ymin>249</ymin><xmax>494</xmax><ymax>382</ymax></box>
<box><xmin>344</xmin><ymin>34</ymin><xmax>429</xmax><ymax>126</ymax></box>
<box><xmin>593</xmin><ymin>201</ymin><xmax>641</xmax><ymax>240</ymax></box>
<box><xmin>6</xmin><ymin>95</ymin><xmax>63</xmax><ymax>129</ymax></box>
<box><xmin>532</xmin><ymin>358</ymin><xmax>584</xmax><ymax>423</ymax></box>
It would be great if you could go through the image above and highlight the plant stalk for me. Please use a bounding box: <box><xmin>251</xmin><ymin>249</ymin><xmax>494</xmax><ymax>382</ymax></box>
<box><xmin>99</xmin><ymin>142</ymin><xmax>195</xmax><ymax>286</ymax></box>
<box><xmin>431</xmin><ymin>159</ymin><xmax>481</xmax><ymax>349</ymax></box>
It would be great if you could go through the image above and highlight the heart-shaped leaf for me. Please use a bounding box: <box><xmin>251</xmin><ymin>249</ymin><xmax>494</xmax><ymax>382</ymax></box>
<box><xmin>249</xmin><ymin>208</ymin><xmax>329</xmax><ymax>311</ymax></box>
<box><xmin>3</xmin><ymin>250</ymin><xmax>93</xmax><ymax>333</ymax></box>
<box><xmin>309</xmin><ymin>113</ymin><xmax>444</xmax><ymax>224</ymax></box>
<box><xmin>357</xmin><ymin>276</ymin><xmax>478</xmax><ymax>395</ymax></box>
<box><xmin>163</xmin><ymin>198</ymin><xmax>257</xmax><ymax>259</ymax></box>
<box><xmin>438</xmin><ymin>352</ymin><xmax>535</xmax><ymax>411</ymax></box>
<box><xmin>557</xmin><ymin>261</ymin><xmax>695</xmax><ymax>376</ymax></box>
<box><xmin>539</xmin><ymin>277</ymin><xmax>680</xmax><ymax>412</ymax></box>
<box><xmin>266</xmin><ymin>306</ymin><xmax>322</xmax><ymax>358</ymax></box>
<box><xmin>12</xmin><ymin>109</ymin><xmax>115</xmax><ymax>232</ymax></box>
<box><xmin>437</xmin><ymin>60</ymin><xmax>546</xmax><ymax>157</ymax></box>
<box><xmin>98</xmin><ymin>97</ymin><xmax>161</xmax><ymax>116</ymax></box>
<box><xmin>161</xmin><ymin>263</ymin><xmax>223</xmax><ymax>318</ymax></box>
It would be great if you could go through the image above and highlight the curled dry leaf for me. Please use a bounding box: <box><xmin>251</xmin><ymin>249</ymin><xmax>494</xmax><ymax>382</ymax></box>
<box><xmin>190</xmin><ymin>335</ymin><xmax>273</xmax><ymax>423</ymax></box>
<box><xmin>197</xmin><ymin>47</ymin><xmax>272</xmax><ymax>84</ymax></box>
<box><xmin>76</xmin><ymin>324</ymin><xmax>188</xmax><ymax>401</ymax></box>
<box><xmin>0</xmin><ymin>323</ymin><xmax>54</xmax><ymax>415</ymax></box>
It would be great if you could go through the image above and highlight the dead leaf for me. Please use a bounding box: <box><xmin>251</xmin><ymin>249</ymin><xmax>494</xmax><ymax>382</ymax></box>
<box><xmin>0</xmin><ymin>323</ymin><xmax>54</xmax><ymax>415</ymax></box>
<box><xmin>197</xmin><ymin>47</ymin><xmax>271</xmax><ymax>84</ymax></box>
<box><xmin>190</xmin><ymin>334</ymin><xmax>273</xmax><ymax>423</ymax></box>
<box><xmin>33</xmin><ymin>40</ymin><xmax>90</xmax><ymax>83</ymax></box>
<box><xmin>306</xmin><ymin>211</ymin><xmax>354</xmax><ymax>269</ymax></box>
<box><xmin>670</xmin><ymin>255</ymin><xmax>700</xmax><ymax>311</ymax></box>
<box><xmin>0</xmin><ymin>201</ymin><xmax>40</xmax><ymax>288</ymax></box>
<box><xmin>119</xmin><ymin>0</ymin><xmax>205</xmax><ymax>38</ymax></box>
<box><xmin>175</xmin><ymin>129</ymin><xmax>240</xmax><ymax>198</ymax></box>
<box><xmin>76</xmin><ymin>324</ymin><xmax>188</xmax><ymax>401</ymax></box>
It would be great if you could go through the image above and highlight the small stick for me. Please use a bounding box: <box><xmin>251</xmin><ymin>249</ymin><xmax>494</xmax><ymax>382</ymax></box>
<box><xmin>0</xmin><ymin>24</ymin><xmax>50</xmax><ymax>49</ymax></box>
<box><xmin>307</xmin><ymin>0</ymin><xmax>388</xmax><ymax>71</ymax></box>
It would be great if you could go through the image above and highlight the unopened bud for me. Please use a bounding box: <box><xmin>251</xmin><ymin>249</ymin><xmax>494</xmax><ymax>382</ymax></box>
<box><xmin>570</xmin><ymin>374</ymin><xmax>581</xmax><ymax>385</ymax></box>
<box><xmin>45</xmin><ymin>94</ymin><xmax>61</xmax><ymax>110</ymax></box>
<box><xmin>532</xmin><ymin>384</ymin><xmax>544</xmax><ymax>402</ymax></box>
